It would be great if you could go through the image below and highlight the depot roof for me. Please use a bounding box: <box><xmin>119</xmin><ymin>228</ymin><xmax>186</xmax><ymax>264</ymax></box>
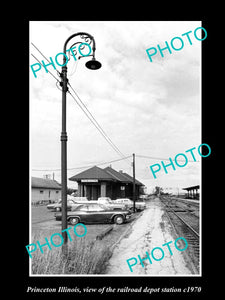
<box><xmin>69</xmin><ymin>166</ymin><xmax>115</xmax><ymax>181</ymax></box>
<box><xmin>69</xmin><ymin>165</ymin><xmax>144</xmax><ymax>186</ymax></box>
<box><xmin>182</xmin><ymin>185</ymin><xmax>200</xmax><ymax>191</ymax></box>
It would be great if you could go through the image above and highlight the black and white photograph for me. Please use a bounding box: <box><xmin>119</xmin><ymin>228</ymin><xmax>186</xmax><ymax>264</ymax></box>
<box><xmin>29</xmin><ymin>20</ymin><xmax>202</xmax><ymax>276</ymax></box>
<box><xmin>27</xmin><ymin>19</ymin><xmax>214</xmax><ymax>295</ymax></box>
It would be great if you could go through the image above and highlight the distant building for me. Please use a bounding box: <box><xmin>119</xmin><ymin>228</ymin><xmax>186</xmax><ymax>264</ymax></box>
<box><xmin>69</xmin><ymin>165</ymin><xmax>144</xmax><ymax>200</ymax></box>
<box><xmin>182</xmin><ymin>185</ymin><xmax>200</xmax><ymax>199</ymax></box>
<box><xmin>31</xmin><ymin>177</ymin><xmax>61</xmax><ymax>204</ymax></box>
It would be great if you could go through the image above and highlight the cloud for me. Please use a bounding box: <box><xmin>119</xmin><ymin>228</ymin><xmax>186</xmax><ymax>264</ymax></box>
<box><xmin>30</xmin><ymin>21</ymin><xmax>201</xmax><ymax>189</ymax></box>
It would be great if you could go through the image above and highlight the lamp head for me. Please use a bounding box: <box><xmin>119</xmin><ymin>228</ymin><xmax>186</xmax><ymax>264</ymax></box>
<box><xmin>85</xmin><ymin>58</ymin><xmax>102</xmax><ymax>70</ymax></box>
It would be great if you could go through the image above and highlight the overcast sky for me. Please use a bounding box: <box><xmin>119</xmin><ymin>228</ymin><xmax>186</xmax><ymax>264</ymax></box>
<box><xmin>30</xmin><ymin>21</ymin><xmax>202</xmax><ymax>193</ymax></box>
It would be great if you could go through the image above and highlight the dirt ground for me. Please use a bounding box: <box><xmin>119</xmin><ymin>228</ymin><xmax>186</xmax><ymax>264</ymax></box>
<box><xmin>105</xmin><ymin>197</ymin><xmax>192</xmax><ymax>275</ymax></box>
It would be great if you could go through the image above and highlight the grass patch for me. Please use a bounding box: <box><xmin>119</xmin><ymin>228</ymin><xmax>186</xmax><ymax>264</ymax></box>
<box><xmin>31</xmin><ymin>231</ymin><xmax>113</xmax><ymax>275</ymax></box>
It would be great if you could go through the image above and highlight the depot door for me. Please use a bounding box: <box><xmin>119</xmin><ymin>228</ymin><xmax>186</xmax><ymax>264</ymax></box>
<box><xmin>86</xmin><ymin>185</ymin><xmax>100</xmax><ymax>200</ymax></box>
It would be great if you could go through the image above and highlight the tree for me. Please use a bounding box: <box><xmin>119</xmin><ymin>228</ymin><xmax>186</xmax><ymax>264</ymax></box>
<box><xmin>154</xmin><ymin>186</ymin><xmax>163</xmax><ymax>195</ymax></box>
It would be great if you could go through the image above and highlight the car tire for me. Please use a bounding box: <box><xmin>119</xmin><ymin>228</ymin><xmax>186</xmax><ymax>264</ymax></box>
<box><xmin>68</xmin><ymin>217</ymin><xmax>79</xmax><ymax>225</ymax></box>
<box><xmin>114</xmin><ymin>215</ymin><xmax>124</xmax><ymax>225</ymax></box>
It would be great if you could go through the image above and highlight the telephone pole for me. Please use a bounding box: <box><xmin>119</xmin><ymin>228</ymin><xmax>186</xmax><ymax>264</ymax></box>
<box><xmin>132</xmin><ymin>153</ymin><xmax>136</xmax><ymax>212</ymax></box>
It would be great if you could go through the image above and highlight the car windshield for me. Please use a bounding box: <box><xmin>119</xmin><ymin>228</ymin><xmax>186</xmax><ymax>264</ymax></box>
<box><xmin>116</xmin><ymin>199</ymin><xmax>130</xmax><ymax>202</ymax></box>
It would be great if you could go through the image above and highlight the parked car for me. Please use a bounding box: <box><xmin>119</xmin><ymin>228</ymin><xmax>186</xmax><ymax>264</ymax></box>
<box><xmin>47</xmin><ymin>201</ymin><xmax>61</xmax><ymax>210</ymax></box>
<box><xmin>55</xmin><ymin>203</ymin><xmax>133</xmax><ymax>225</ymax></box>
<box><xmin>97</xmin><ymin>197</ymin><xmax>126</xmax><ymax>210</ymax></box>
<box><xmin>47</xmin><ymin>195</ymin><xmax>92</xmax><ymax>211</ymax></box>
<box><xmin>97</xmin><ymin>197</ymin><xmax>112</xmax><ymax>205</ymax></box>
<box><xmin>48</xmin><ymin>199</ymin><xmax>77</xmax><ymax>212</ymax></box>
<box><xmin>114</xmin><ymin>198</ymin><xmax>146</xmax><ymax>211</ymax></box>
<box><xmin>71</xmin><ymin>197</ymin><xmax>88</xmax><ymax>203</ymax></box>
<box><xmin>47</xmin><ymin>195</ymin><xmax>80</xmax><ymax>212</ymax></box>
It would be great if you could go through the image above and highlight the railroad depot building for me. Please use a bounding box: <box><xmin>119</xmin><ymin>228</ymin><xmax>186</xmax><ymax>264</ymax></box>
<box><xmin>69</xmin><ymin>166</ymin><xmax>144</xmax><ymax>200</ymax></box>
<box><xmin>31</xmin><ymin>177</ymin><xmax>61</xmax><ymax>204</ymax></box>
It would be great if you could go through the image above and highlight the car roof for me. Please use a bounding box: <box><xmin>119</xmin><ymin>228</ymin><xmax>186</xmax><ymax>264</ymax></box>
<box><xmin>74</xmin><ymin>203</ymin><xmax>126</xmax><ymax>212</ymax></box>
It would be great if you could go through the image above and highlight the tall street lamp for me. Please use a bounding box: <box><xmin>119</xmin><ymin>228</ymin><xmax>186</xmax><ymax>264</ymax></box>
<box><xmin>60</xmin><ymin>32</ymin><xmax>101</xmax><ymax>255</ymax></box>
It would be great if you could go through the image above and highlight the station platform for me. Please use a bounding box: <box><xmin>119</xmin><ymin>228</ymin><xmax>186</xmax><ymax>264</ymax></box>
<box><xmin>105</xmin><ymin>197</ymin><xmax>192</xmax><ymax>275</ymax></box>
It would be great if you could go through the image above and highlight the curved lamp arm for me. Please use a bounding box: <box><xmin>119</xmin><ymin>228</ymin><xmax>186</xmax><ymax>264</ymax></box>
<box><xmin>63</xmin><ymin>32</ymin><xmax>96</xmax><ymax>62</ymax></box>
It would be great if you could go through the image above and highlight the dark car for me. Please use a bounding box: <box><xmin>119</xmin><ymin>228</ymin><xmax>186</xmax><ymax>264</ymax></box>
<box><xmin>55</xmin><ymin>203</ymin><xmax>133</xmax><ymax>225</ymax></box>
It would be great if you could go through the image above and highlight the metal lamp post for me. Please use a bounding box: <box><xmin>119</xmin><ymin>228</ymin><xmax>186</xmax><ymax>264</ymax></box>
<box><xmin>132</xmin><ymin>153</ymin><xmax>136</xmax><ymax>212</ymax></box>
<box><xmin>60</xmin><ymin>32</ymin><xmax>101</xmax><ymax>255</ymax></box>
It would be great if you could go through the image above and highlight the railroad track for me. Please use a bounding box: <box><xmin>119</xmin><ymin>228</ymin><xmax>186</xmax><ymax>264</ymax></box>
<box><xmin>160</xmin><ymin>196</ymin><xmax>200</xmax><ymax>274</ymax></box>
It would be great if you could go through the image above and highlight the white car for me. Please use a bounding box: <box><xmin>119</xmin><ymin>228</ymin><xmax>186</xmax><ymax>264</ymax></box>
<box><xmin>114</xmin><ymin>198</ymin><xmax>146</xmax><ymax>211</ymax></box>
<box><xmin>97</xmin><ymin>197</ymin><xmax>113</xmax><ymax>205</ymax></box>
<box><xmin>47</xmin><ymin>196</ymin><xmax>89</xmax><ymax>211</ymax></box>
<box><xmin>71</xmin><ymin>196</ymin><xmax>89</xmax><ymax>203</ymax></box>
<box><xmin>97</xmin><ymin>197</ymin><xmax>126</xmax><ymax>210</ymax></box>
<box><xmin>47</xmin><ymin>198</ymin><xmax>77</xmax><ymax>211</ymax></box>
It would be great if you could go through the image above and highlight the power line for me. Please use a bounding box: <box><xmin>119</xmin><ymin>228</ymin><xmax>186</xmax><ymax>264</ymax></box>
<box><xmin>32</xmin><ymin>151</ymin><xmax>199</xmax><ymax>172</ymax></box>
<box><xmin>67</xmin><ymin>83</ymin><xmax>129</xmax><ymax>161</ymax></box>
<box><xmin>67</xmin><ymin>89</ymin><xmax>129</xmax><ymax>161</ymax></box>
<box><xmin>30</xmin><ymin>43</ymin><xmax>130</xmax><ymax>164</ymax></box>
<box><xmin>32</xmin><ymin>155</ymin><xmax>132</xmax><ymax>172</ymax></box>
<box><xmin>136</xmin><ymin>154</ymin><xmax>200</xmax><ymax>163</ymax></box>
<box><xmin>31</xmin><ymin>53</ymin><xmax>59</xmax><ymax>82</ymax></box>
<box><xmin>31</xmin><ymin>42</ymin><xmax>61</xmax><ymax>76</ymax></box>
<box><xmin>31</xmin><ymin>49</ymin><xmax>126</xmax><ymax>161</ymax></box>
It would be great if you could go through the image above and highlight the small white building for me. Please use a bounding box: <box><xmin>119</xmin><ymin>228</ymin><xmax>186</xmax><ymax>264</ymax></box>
<box><xmin>31</xmin><ymin>177</ymin><xmax>61</xmax><ymax>204</ymax></box>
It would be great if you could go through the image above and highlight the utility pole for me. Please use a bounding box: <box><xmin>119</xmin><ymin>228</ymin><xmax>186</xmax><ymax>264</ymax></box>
<box><xmin>132</xmin><ymin>153</ymin><xmax>136</xmax><ymax>212</ymax></box>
